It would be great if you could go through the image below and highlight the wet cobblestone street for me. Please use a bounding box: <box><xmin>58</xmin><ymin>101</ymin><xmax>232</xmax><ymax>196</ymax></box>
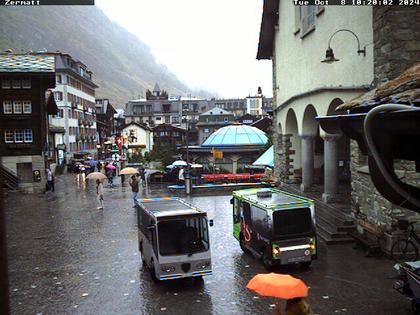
<box><xmin>5</xmin><ymin>174</ymin><xmax>411</xmax><ymax>315</ymax></box>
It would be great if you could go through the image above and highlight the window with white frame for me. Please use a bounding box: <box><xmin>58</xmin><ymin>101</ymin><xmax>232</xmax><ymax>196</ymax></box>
<box><xmin>1</xmin><ymin>79</ymin><xmax>11</xmax><ymax>89</ymax></box>
<box><xmin>4</xmin><ymin>130</ymin><xmax>13</xmax><ymax>143</ymax></box>
<box><xmin>24</xmin><ymin>129</ymin><xmax>33</xmax><ymax>143</ymax></box>
<box><xmin>54</xmin><ymin>91</ymin><xmax>63</xmax><ymax>101</ymax></box>
<box><xmin>14</xmin><ymin>130</ymin><xmax>24</xmax><ymax>143</ymax></box>
<box><xmin>301</xmin><ymin>6</ymin><xmax>316</xmax><ymax>35</ymax></box>
<box><xmin>56</xmin><ymin>75</ymin><xmax>62</xmax><ymax>84</ymax></box>
<box><xmin>12</xmin><ymin>80</ymin><xmax>21</xmax><ymax>89</ymax></box>
<box><xmin>3</xmin><ymin>101</ymin><xmax>12</xmax><ymax>114</ymax></box>
<box><xmin>22</xmin><ymin>79</ymin><xmax>31</xmax><ymax>89</ymax></box>
<box><xmin>13</xmin><ymin>101</ymin><xmax>22</xmax><ymax>114</ymax></box>
<box><xmin>23</xmin><ymin>101</ymin><xmax>32</xmax><ymax>114</ymax></box>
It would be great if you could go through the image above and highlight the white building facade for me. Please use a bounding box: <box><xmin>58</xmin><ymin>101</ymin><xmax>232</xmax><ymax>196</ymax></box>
<box><xmin>121</xmin><ymin>122</ymin><xmax>153</xmax><ymax>155</ymax></box>
<box><xmin>257</xmin><ymin>2</ymin><xmax>374</xmax><ymax>202</ymax></box>
<box><xmin>49</xmin><ymin>53</ymin><xmax>98</xmax><ymax>159</ymax></box>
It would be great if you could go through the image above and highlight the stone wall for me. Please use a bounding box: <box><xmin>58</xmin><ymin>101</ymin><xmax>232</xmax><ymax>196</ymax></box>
<box><xmin>350</xmin><ymin>140</ymin><xmax>420</xmax><ymax>232</ymax></box>
<box><xmin>373</xmin><ymin>7</ymin><xmax>420</xmax><ymax>83</ymax></box>
<box><xmin>272</xmin><ymin>131</ymin><xmax>293</xmax><ymax>183</ymax></box>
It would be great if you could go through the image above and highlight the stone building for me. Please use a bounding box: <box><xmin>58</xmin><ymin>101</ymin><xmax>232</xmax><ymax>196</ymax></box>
<box><xmin>319</xmin><ymin>7</ymin><xmax>420</xmax><ymax>238</ymax></box>
<box><xmin>257</xmin><ymin>2</ymin><xmax>373</xmax><ymax>202</ymax></box>
<box><xmin>0</xmin><ymin>53</ymin><xmax>57</xmax><ymax>192</ymax></box>
<box><xmin>258</xmin><ymin>1</ymin><xmax>420</xmax><ymax>239</ymax></box>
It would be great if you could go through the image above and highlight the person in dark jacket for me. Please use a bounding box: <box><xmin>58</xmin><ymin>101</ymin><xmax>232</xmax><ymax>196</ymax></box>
<box><xmin>129</xmin><ymin>175</ymin><xmax>139</xmax><ymax>207</ymax></box>
<box><xmin>285</xmin><ymin>297</ymin><xmax>314</xmax><ymax>315</ymax></box>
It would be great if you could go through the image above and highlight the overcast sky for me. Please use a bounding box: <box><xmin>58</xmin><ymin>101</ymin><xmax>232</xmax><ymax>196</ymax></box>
<box><xmin>96</xmin><ymin>0</ymin><xmax>272</xmax><ymax>98</ymax></box>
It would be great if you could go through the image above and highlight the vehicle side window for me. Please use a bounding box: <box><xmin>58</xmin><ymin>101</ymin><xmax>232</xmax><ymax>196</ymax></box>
<box><xmin>251</xmin><ymin>205</ymin><xmax>268</xmax><ymax>235</ymax></box>
<box><xmin>150</xmin><ymin>220</ymin><xmax>157</xmax><ymax>253</ymax></box>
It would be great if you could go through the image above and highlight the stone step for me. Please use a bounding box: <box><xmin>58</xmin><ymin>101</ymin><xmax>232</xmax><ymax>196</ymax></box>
<box><xmin>317</xmin><ymin>228</ymin><xmax>354</xmax><ymax>245</ymax></box>
<box><xmin>316</xmin><ymin>215</ymin><xmax>354</xmax><ymax>239</ymax></box>
<box><xmin>315</xmin><ymin>203</ymin><xmax>353</xmax><ymax>227</ymax></box>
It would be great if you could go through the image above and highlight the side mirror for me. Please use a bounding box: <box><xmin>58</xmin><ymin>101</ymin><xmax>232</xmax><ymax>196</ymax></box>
<box><xmin>230</xmin><ymin>198</ymin><xmax>234</xmax><ymax>205</ymax></box>
<box><xmin>209</xmin><ymin>219</ymin><xmax>214</xmax><ymax>227</ymax></box>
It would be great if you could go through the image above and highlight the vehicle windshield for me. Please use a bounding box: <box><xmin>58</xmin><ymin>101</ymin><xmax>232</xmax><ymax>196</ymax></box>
<box><xmin>272</xmin><ymin>208</ymin><xmax>313</xmax><ymax>236</ymax></box>
<box><xmin>158</xmin><ymin>216</ymin><xmax>209</xmax><ymax>256</ymax></box>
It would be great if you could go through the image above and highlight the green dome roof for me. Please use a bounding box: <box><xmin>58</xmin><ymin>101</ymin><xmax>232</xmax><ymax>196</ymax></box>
<box><xmin>202</xmin><ymin>125</ymin><xmax>267</xmax><ymax>147</ymax></box>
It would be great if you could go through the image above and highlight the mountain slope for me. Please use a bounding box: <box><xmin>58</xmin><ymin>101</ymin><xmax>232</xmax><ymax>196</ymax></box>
<box><xmin>0</xmin><ymin>6</ymin><xmax>201</xmax><ymax>107</ymax></box>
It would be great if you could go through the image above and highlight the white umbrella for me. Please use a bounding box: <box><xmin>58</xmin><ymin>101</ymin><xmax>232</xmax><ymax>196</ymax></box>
<box><xmin>86</xmin><ymin>172</ymin><xmax>107</xmax><ymax>180</ymax></box>
<box><xmin>120</xmin><ymin>167</ymin><xmax>139</xmax><ymax>175</ymax></box>
<box><xmin>190</xmin><ymin>163</ymin><xmax>203</xmax><ymax>168</ymax></box>
<box><xmin>172</xmin><ymin>160</ymin><xmax>188</xmax><ymax>167</ymax></box>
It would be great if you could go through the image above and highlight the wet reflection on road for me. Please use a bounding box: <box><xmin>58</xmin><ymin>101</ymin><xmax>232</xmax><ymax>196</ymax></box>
<box><xmin>5</xmin><ymin>174</ymin><xmax>410</xmax><ymax>314</ymax></box>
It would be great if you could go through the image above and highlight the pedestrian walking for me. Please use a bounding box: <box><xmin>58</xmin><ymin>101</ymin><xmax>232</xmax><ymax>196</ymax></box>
<box><xmin>130</xmin><ymin>175</ymin><xmax>140</xmax><ymax>207</ymax></box>
<box><xmin>178</xmin><ymin>167</ymin><xmax>185</xmax><ymax>185</ymax></box>
<box><xmin>285</xmin><ymin>297</ymin><xmax>314</xmax><ymax>315</ymax></box>
<box><xmin>96</xmin><ymin>179</ymin><xmax>104</xmax><ymax>209</ymax></box>
<box><xmin>46</xmin><ymin>168</ymin><xmax>54</xmax><ymax>192</ymax></box>
<box><xmin>139</xmin><ymin>167</ymin><xmax>146</xmax><ymax>187</ymax></box>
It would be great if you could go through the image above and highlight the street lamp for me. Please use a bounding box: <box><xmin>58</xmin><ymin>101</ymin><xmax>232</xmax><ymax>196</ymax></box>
<box><xmin>321</xmin><ymin>29</ymin><xmax>367</xmax><ymax>64</ymax></box>
<box><xmin>183</xmin><ymin>95</ymin><xmax>192</xmax><ymax>195</ymax></box>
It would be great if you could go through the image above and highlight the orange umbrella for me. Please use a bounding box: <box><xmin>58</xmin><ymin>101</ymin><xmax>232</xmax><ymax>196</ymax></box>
<box><xmin>246</xmin><ymin>273</ymin><xmax>308</xmax><ymax>299</ymax></box>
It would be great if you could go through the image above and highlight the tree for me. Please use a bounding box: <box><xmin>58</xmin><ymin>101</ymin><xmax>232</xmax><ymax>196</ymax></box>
<box><xmin>145</xmin><ymin>89</ymin><xmax>152</xmax><ymax>100</ymax></box>
<box><xmin>148</xmin><ymin>143</ymin><xmax>178</xmax><ymax>167</ymax></box>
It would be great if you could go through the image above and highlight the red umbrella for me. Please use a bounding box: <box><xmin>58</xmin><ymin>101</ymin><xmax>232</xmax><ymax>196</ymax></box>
<box><xmin>106</xmin><ymin>164</ymin><xmax>116</xmax><ymax>170</ymax></box>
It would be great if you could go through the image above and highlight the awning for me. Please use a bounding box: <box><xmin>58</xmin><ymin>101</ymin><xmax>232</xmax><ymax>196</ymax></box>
<box><xmin>253</xmin><ymin>146</ymin><xmax>273</xmax><ymax>167</ymax></box>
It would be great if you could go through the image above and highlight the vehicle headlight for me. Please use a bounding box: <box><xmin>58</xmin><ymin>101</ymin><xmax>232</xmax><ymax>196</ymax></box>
<box><xmin>196</xmin><ymin>261</ymin><xmax>210</xmax><ymax>269</ymax></box>
<box><xmin>160</xmin><ymin>265</ymin><xmax>175</xmax><ymax>273</ymax></box>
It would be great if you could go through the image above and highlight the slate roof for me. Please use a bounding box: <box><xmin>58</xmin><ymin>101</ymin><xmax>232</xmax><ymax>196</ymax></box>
<box><xmin>337</xmin><ymin>63</ymin><xmax>420</xmax><ymax>112</ymax></box>
<box><xmin>0</xmin><ymin>54</ymin><xmax>55</xmax><ymax>73</ymax></box>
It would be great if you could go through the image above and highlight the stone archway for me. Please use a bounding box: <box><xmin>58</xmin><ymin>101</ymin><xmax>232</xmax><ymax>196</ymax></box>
<box><xmin>322</xmin><ymin>98</ymin><xmax>351</xmax><ymax>203</ymax></box>
<box><xmin>300</xmin><ymin>105</ymin><xmax>320</xmax><ymax>191</ymax></box>
<box><xmin>285</xmin><ymin>108</ymin><xmax>301</xmax><ymax>183</ymax></box>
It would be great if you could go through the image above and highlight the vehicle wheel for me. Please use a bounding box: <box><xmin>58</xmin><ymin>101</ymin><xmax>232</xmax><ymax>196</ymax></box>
<box><xmin>149</xmin><ymin>260</ymin><xmax>159</xmax><ymax>282</ymax></box>
<box><xmin>391</xmin><ymin>240</ymin><xmax>419</xmax><ymax>261</ymax></box>
<box><xmin>412</xmin><ymin>299</ymin><xmax>420</xmax><ymax>315</ymax></box>
<box><xmin>262</xmin><ymin>252</ymin><xmax>272</xmax><ymax>271</ymax></box>
<box><xmin>139</xmin><ymin>243</ymin><xmax>146</xmax><ymax>265</ymax></box>
<box><xmin>239</xmin><ymin>234</ymin><xmax>250</xmax><ymax>254</ymax></box>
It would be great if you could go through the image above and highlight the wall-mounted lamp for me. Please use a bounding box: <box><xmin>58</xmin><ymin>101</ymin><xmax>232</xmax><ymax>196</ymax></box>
<box><xmin>321</xmin><ymin>29</ymin><xmax>366</xmax><ymax>64</ymax></box>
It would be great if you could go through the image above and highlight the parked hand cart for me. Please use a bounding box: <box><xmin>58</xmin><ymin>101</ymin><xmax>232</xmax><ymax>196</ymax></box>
<box><xmin>394</xmin><ymin>261</ymin><xmax>420</xmax><ymax>314</ymax></box>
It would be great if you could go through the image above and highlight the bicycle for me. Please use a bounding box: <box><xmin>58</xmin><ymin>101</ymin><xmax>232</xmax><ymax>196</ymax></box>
<box><xmin>391</xmin><ymin>220</ymin><xmax>420</xmax><ymax>261</ymax></box>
